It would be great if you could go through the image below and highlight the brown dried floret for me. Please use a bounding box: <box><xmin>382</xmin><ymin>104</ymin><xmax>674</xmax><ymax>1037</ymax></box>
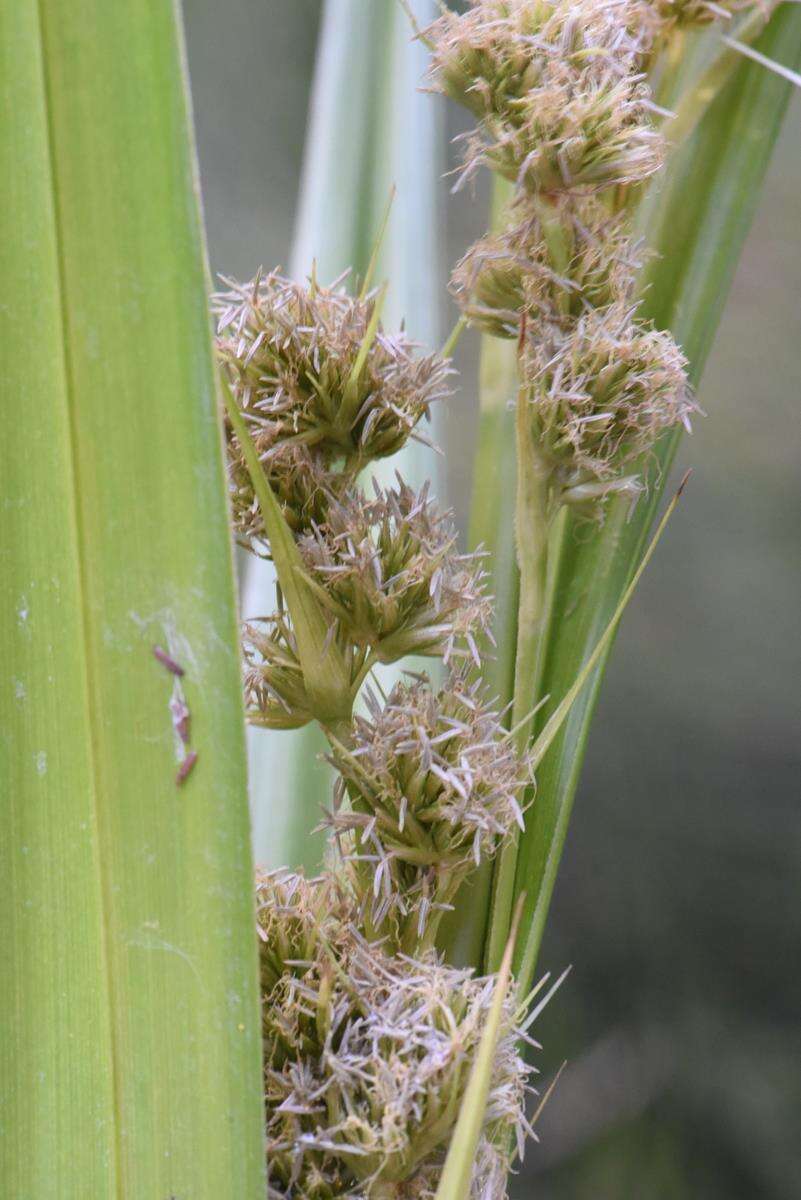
<box><xmin>427</xmin><ymin>0</ymin><xmax>663</xmax><ymax>194</ymax></box>
<box><xmin>451</xmin><ymin>196</ymin><xmax>641</xmax><ymax>337</ymax></box>
<box><xmin>326</xmin><ymin>676</ymin><xmax>527</xmax><ymax>952</ymax></box>
<box><xmin>214</xmin><ymin>270</ymin><xmax>451</xmax><ymax>475</ymax></box>
<box><xmin>256</xmin><ymin>869</ymin><xmax>533</xmax><ymax>1200</ymax></box>
<box><xmin>523</xmin><ymin>304</ymin><xmax>694</xmax><ymax>511</ymax></box>
<box><xmin>298</xmin><ymin>477</ymin><xmax>493</xmax><ymax>667</ymax></box>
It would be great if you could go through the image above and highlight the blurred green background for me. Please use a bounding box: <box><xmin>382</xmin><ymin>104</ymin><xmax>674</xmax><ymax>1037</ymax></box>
<box><xmin>184</xmin><ymin>2</ymin><xmax>801</xmax><ymax>1195</ymax></box>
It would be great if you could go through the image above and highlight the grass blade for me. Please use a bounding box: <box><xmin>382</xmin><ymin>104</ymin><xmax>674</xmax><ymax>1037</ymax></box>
<box><xmin>0</xmin><ymin>3</ymin><xmax>265</xmax><ymax>1194</ymax></box>
<box><xmin>434</xmin><ymin>908</ymin><xmax>520</xmax><ymax>1200</ymax></box>
<box><xmin>510</xmin><ymin>8</ymin><xmax>801</xmax><ymax>992</ymax></box>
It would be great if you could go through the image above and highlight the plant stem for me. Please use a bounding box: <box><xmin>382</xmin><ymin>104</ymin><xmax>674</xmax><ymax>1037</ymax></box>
<box><xmin>510</xmin><ymin>388</ymin><xmax>553</xmax><ymax>750</ymax></box>
<box><xmin>484</xmin><ymin>381</ymin><xmax>553</xmax><ymax>974</ymax></box>
<box><xmin>436</xmin><ymin>177</ymin><xmax>517</xmax><ymax>968</ymax></box>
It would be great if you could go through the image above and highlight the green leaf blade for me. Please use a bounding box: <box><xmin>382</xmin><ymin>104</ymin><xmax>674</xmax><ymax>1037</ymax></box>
<box><xmin>1</xmin><ymin>3</ymin><xmax>265</xmax><ymax>1196</ymax></box>
<box><xmin>434</xmin><ymin>921</ymin><xmax>517</xmax><ymax>1200</ymax></box>
<box><xmin>0</xmin><ymin>5</ymin><xmax>117</xmax><ymax>1192</ymax></box>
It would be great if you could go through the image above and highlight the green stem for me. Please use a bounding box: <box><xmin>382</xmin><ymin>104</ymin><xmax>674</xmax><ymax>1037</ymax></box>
<box><xmin>510</xmin><ymin>397</ymin><xmax>553</xmax><ymax>749</ymax></box>
<box><xmin>436</xmin><ymin>177</ymin><xmax>518</xmax><ymax>968</ymax></box>
<box><xmin>484</xmin><ymin>383</ymin><xmax>553</xmax><ymax>974</ymax></box>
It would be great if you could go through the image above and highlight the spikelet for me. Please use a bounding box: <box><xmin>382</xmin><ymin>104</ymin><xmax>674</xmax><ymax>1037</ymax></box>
<box><xmin>326</xmin><ymin>675</ymin><xmax>528</xmax><ymax>949</ymax></box>
<box><xmin>523</xmin><ymin>304</ymin><xmax>694</xmax><ymax>510</ymax></box>
<box><xmin>451</xmin><ymin>195</ymin><xmax>640</xmax><ymax>337</ymax></box>
<box><xmin>257</xmin><ymin>870</ymin><xmax>533</xmax><ymax>1200</ymax></box>
<box><xmin>243</xmin><ymin>612</ymin><xmax>368</xmax><ymax>731</ymax></box>
<box><xmin>649</xmin><ymin>0</ymin><xmax>763</xmax><ymax>30</ymax></box>
<box><xmin>427</xmin><ymin>0</ymin><xmax>663</xmax><ymax>194</ymax></box>
<box><xmin>227</xmin><ymin>428</ymin><xmax>346</xmax><ymax>548</ymax></box>
<box><xmin>214</xmin><ymin>270</ymin><xmax>452</xmax><ymax>475</ymax></box>
<box><xmin>298</xmin><ymin>477</ymin><xmax>493</xmax><ymax>666</ymax></box>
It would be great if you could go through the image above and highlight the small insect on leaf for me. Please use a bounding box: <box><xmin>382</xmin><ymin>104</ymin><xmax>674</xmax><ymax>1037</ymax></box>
<box><xmin>153</xmin><ymin>644</ymin><xmax>185</xmax><ymax>676</ymax></box>
<box><xmin>176</xmin><ymin>750</ymin><xmax>198</xmax><ymax>786</ymax></box>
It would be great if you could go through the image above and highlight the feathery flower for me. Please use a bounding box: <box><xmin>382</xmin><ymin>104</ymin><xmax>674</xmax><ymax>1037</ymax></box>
<box><xmin>256</xmin><ymin>870</ymin><xmax>533</xmax><ymax>1200</ymax></box>
<box><xmin>427</xmin><ymin>0</ymin><xmax>663</xmax><ymax>194</ymax></box>
<box><xmin>451</xmin><ymin>196</ymin><xmax>640</xmax><ymax>337</ymax></box>
<box><xmin>214</xmin><ymin>270</ymin><xmax>452</xmax><ymax>473</ymax></box>
<box><xmin>327</xmin><ymin>676</ymin><xmax>527</xmax><ymax>949</ymax></box>
<box><xmin>523</xmin><ymin>304</ymin><xmax>693</xmax><ymax>510</ymax></box>
<box><xmin>298</xmin><ymin>477</ymin><xmax>493</xmax><ymax>666</ymax></box>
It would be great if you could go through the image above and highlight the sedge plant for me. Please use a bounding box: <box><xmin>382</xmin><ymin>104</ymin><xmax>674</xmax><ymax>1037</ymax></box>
<box><xmin>214</xmin><ymin>1</ymin><xmax>799</xmax><ymax>1197</ymax></box>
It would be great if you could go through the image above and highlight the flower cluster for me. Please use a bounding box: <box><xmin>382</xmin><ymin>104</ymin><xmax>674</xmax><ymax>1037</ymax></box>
<box><xmin>451</xmin><ymin>196</ymin><xmax>640</xmax><ymax>337</ymax></box>
<box><xmin>216</xmin><ymin>232</ymin><xmax>533</xmax><ymax>1192</ymax></box>
<box><xmin>214</xmin><ymin>270</ymin><xmax>452</xmax><ymax>548</ymax></box>
<box><xmin>649</xmin><ymin>0</ymin><xmax>762</xmax><ymax>30</ymax></box>
<box><xmin>298</xmin><ymin>478</ymin><xmax>492</xmax><ymax>666</ymax></box>
<box><xmin>428</xmin><ymin>0</ymin><xmax>662</xmax><ymax>194</ymax></box>
<box><xmin>429</xmin><ymin>0</ymin><xmax>699</xmax><ymax>514</ymax></box>
<box><xmin>524</xmin><ymin>305</ymin><xmax>694</xmax><ymax>505</ymax></box>
<box><xmin>257</xmin><ymin>870</ymin><xmax>533</xmax><ymax>1200</ymax></box>
<box><xmin>214</xmin><ymin>0</ymin><xmax>733</xmax><ymax>1191</ymax></box>
<box><xmin>327</xmin><ymin>676</ymin><xmax>527</xmax><ymax>951</ymax></box>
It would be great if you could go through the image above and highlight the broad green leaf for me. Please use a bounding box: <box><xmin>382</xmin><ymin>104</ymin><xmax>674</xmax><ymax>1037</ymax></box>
<box><xmin>0</xmin><ymin>4</ymin><xmax>264</xmax><ymax>1196</ymax></box>
<box><xmin>509</xmin><ymin>9</ymin><xmax>801</xmax><ymax>992</ymax></box>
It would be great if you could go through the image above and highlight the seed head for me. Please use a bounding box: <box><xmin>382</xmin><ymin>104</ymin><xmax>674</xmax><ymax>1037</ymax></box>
<box><xmin>327</xmin><ymin>676</ymin><xmax>527</xmax><ymax>948</ymax></box>
<box><xmin>214</xmin><ymin>270</ymin><xmax>452</xmax><ymax>473</ymax></box>
<box><xmin>451</xmin><ymin>197</ymin><xmax>640</xmax><ymax>337</ymax></box>
<box><xmin>298</xmin><ymin>477</ymin><xmax>492</xmax><ymax>667</ymax></box>
<box><xmin>256</xmin><ymin>870</ymin><xmax>533</xmax><ymax>1199</ymax></box>
<box><xmin>523</xmin><ymin>305</ymin><xmax>693</xmax><ymax>511</ymax></box>
<box><xmin>427</xmin><ymin>0</ymin><xmax>663</xmax><ymax>194</ymax></box>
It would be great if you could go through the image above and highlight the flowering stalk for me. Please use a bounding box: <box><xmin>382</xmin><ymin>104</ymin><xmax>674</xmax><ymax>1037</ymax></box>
<box><xmin>421</xmin><ymin>0</ymin><xmax>707</xmax><ymax>971</ymax></box>
<box><xmin>216</xmin><ymin>259</ymin><xmax>538</xmax><ymax>1194</ymax></box>
<box><xmin>213</xmin><ymin>0</ymin><xmax>793</xmax><ymax>1193</ymax></box>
